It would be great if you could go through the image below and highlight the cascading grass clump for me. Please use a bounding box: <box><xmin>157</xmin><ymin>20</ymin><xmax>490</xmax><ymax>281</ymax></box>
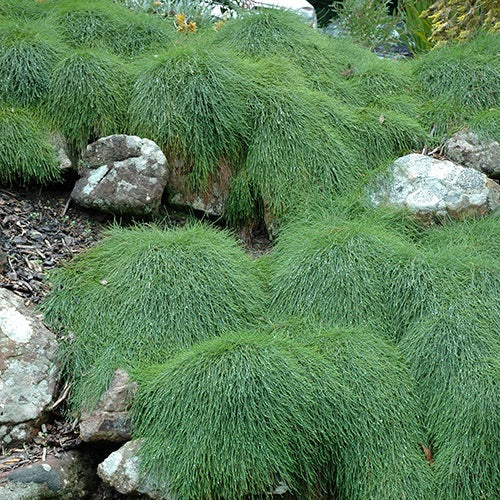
<box><xmin>0</xmin><ymin>20</ymin><xmax>65</xmax><ymax>106</ymax></box>
<box><xmin>469</xmin><ymin>107</ymin><xmax>500</xmax><ymax>142</ymax></box>
<box><xmin>400</xmin><ymin>292</ymin><xmax>499</xmax><ymax>499</ymax></box>
<box><xmin>268</xmin><ymin>204</ymin><xmax>420</xmax><ymax>337</ymax></box>
<box><xmin>0</xmin><ymin>106</ymin><xmax>59</xmax><ymax>185</ymax></box>
<box><xmin>42</xmin><ymin>223</ymin><xmax>265</xmax><ymax>411</ymax></box>
<box><xmin>45</xmin><ymin>49</ymin><xmax>129</xmax><ymax>156</ymax></box>
<box><xmin>129</xmin><ymin>43</ymin><xmax>250</xmax><ymax>191</ymax></box>
<box><xmin>415</xmin><ymin>31</ymin><xmax>500</xmax><ymax>138</ymax></box>
<box><xmin>133</xmin><ymin>323</ymin><xmax>429</xmax><ymax>499</ymax></box>
<box><xmin>50</xmin><ymin>0</ymin><xmax>173</xmax><ymax>57</ymax></box>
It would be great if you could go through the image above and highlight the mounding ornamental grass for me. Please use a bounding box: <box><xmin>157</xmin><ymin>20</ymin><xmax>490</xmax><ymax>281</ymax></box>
<box><xmin>133</xmin><ymin>323</ymin><xmax>429</xmax><ymax>499</ymax></box>
<box><xmin>129</xmin><ymin>43</ymin><xmax>250</xmax><ymax>191</ymax></box>
<box><xmin>415</xmin><ymin>31</ymin><xmax>500</xmax><ymax>139</ymax></box>
<box><xmin>50</xmin><ymin>0</ymin><xmax>174</xmax><ymax>57</ymax></box>
<box><xmin>0</xmin><ymin>19</ymin><xmax>65</xmax><ymax>106</ymax></box>
<box><xmin>401</xmin><ymin>292</ymin><xmax>499</xmax><ymax>499</ymax></box>
<box><xmin>0</xmin><ymin>106</ymin><xmax>59</xmax><ymax>185</ymax></box>
<box><xmin>42</xmin><ymin>223</ymin><xmax>265</xmax><ymax>412</ymax></box>
<box><xmin>45</xmin><ymin>49</ymin><xmax>129</xmax><ymax>156</ymax></box>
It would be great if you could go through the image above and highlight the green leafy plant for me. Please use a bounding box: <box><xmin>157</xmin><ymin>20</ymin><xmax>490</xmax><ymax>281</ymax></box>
<box><xmin>42</xmin><ymin>223</ymin><xmax>265</xmax><ymax>411</ymax></box>
<box><xmin>332</xmin><ymin>0</ymin><xmax>400</xmax><ymax>50</ymax></box>
<box><xmin>0</xmin><ymin>106</ymin><xmax>59</xmax><ymax>185</ymax></box>
<box><xmin>399</xmin><ymin>0</ymin><xmax>433</xmax><ymax>53</ymax></box>
<box><xmin>45</xmin><ymin>49</ymin><xmax>129</xmax><ymax>157</ymax></box>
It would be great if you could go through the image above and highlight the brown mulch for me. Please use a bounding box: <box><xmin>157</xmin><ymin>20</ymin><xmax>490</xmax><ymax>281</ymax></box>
<box><xmin>0</xmin><ymin>186</ymin><xmax>109</xmax><ymax>304</ymax></box>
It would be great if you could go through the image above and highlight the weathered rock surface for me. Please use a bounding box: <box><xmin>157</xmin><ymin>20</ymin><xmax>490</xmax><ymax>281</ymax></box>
<box><xmin>0</xmin><ymin>289</ymin><xmax>57</xmax><ymax>445</ymax></box>
<box><xmin>0</xmin><ymin>450</ymin><xmax>95</xmax><ymax>499</ymax></box>
<box><xmin>97</xmin><ymin>439</ymin><xmax>168</xmax><ymax>499</ymax></box>
<box><xmin>369</xmin><ymin>153</ymin><xmax>500</xmax><ymax>218</ymax></box>
<box><xmin>168</xmin><ymin>157</ymin><xmax>230</xmax><ymax>217</ymax></box>
<box><xmin>80</xmin><ymin>369</ymin><xmax>137</xmax><ymax>443</ymax></box>
<box><xmin>71</xmin><ymin>135</ymin><xmax>168</xmax><ymax>215</ymax></box>
<box><xmin>445</xmin><ymin>130</ymin><xmax>500</xmax><ymax>180</ymax></box>
<box><xmin>49</xmin><ymin>134</ymin><xmax>72</xmax><ymax>172</ymax></box>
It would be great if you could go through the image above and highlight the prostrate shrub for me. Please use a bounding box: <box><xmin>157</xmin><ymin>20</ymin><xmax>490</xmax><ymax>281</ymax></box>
<box><xmin>50</xmin><ymin>0</ymin><xmax>174</xmax><ymax>57</ymax></box>
<box><xmin>133</xmin><ymin>323</ymin><xmax>429</xmax><ymax>499</ymax></box>
<box><xmin>0</xmin><ymin>20</ymin><xmax>65</xmax><ymax>106</ymax></box>
<box><xmin>42</xmin><ymin>223</ymin><xmax>265</xmax><ymax>411</ymax></box>
<box><xmin>415</xmin><ymin>31</ymin><xmax>500</xmax><ymax>139</ymax></box>
<box><xmin>45</xmin><ymin>49</ymin><xmax>129</xmax><ymax>156</ymax></box>
<box><xmin>0</xmin><ymin>106</ymin><xmax>59</xmax><ymax>185</ymax></box>
<box><xmin>129</xmin><ymin>43</ymin><xmax>250</xmax><ymax>191</ymax></box>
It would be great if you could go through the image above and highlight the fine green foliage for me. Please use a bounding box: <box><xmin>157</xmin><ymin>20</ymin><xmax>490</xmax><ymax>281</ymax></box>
<box><xmin>133</xmin><ymin>331</ymin><xmax>339</xmax><ymax>499</ymax></box>
<box><xmin>51</xmin><ymin>0</ymin><xmax>173</xmax><ymax>57</ymax></box>
<box><xmin>0</xmin><ymin>106</ymin><xmax>59</xmax><ymax>185</ymax></box>
<box><xmin>129</xmin><ymin>43</ymin><xmax>250</xmax><ymax>190</ymax></box>
<box><xmin>415</xmin><ymin>32</ymin><xmax>500</xmax><ymax>137</ymax></box>
<box><xmin>0</xmin><ymin>20</ymin><xmax>64</xmax><ymax>106</ymax></box>
<box><xmin>45</xmin><ymin>49</ymin><xmax>129</xmax><ymax>155</ymax></box>
<box><xmin>287</xmin><ymin>323</ymin><xmax>430</xmax><ymax>499</ymax></box>
<box><xmin>42</xmin><ymin>224</ymin><xmax>265</xmax><ymax>411</ymax></box>
<box><xmin>268</xmin><ymin>206</ymin><xmax>419</xmax><ymax>336</ymax></box>
<box><xmin>133</xmin><ymin>323</ymin><xmax>429</xmax><ymax>499</ymax></box>
<box><xmin>401</xmin><ymin>293</ymin><xmax>499</xmax><ymax>498</ymax></box>
<box><xmin>469</xmin><ymin>107</ymin><xmax>500</xmax><ymax>141</ymax></box>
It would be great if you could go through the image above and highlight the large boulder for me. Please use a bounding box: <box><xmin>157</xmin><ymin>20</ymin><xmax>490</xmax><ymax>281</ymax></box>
<box><xmin>0</xmin><ymin>450</ymin><xmax>95</xmax><ymax>499</ymax></box>
<box><xmin>71</xmin><ymin>135</ymin><xmax>168</xmax><ymax>216</ymax></box>
<box><xmin>79</xmin><ymin>369</ymin><xmax>137</xmax><ymax>443</ymax></box>
<box><xmin>445</xmin><ymin>130</ymin><xmax>500</xmax><ymax>180</ymax></box>
<box><xmin>97</xmin><ymin>440</ymin><xmax>168</xmax><ymax>499</ymax></box>
<box><xmin>369</xmin><ymin>153</ymin><xmax>500</xmax><ymax>218</ymax></box>
<box><xmin>0</xmin><ymin>289</ymin><xmax>57</xmax><ymax>445</ymax></box>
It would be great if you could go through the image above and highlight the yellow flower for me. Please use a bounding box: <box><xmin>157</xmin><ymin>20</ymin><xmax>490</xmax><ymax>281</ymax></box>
<box><xmin>175</xmin><ymin>13</ymin><xmax>186</xmax><ymax>24</ymax></box>
<box><xmin>188</xmin><ymin>21</ymin><xmax>197</xmax><ymax>33</ymax></box>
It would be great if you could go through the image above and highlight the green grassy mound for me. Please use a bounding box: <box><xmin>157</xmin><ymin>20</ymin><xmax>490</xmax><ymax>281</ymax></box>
<box><xmin>415</xmin><ymin>31</ymin><xmax>500</xmax><ymax>139</ymax></box>
<box><xmin>133</xmin><ymin>324</ymin><xmax>429</xmax><ymax>499</ymax></box>
<box><xmin>0</xmin><ymin>106</ymin><xmax>59</xmax><ymax>185</ymax></box>
<box><xmin>50</xmin><ymin>0</ymin><xmax>173</xmax><ymax>57</ymax></box>
<box><xmin>42</xmin><ymin>223</ymin><xmax>265</xmax><ymax>411</ymax></box>
<box><xmin>268</xmin><ymin>206</ymin><xmax>419</xmax><ymax>336</ymax></box>
<box><xmin>128</xmin><ymin>43</ymin><xmax>250</xmax><ymax>191</ymax></box>
<box><xmin>45</xmin><ymin>49</ymin><xmax>129</xmax><ymax>155</ymax></box>
<box><xmin>469</xmin><ymin>107</ymin><xmax>500</xmax><ymax>142</ymax></box>
<box><xmin>0</xmin><ymin>20</ymin><xmax>64</xmax><ymax>106</ymax></box>
<box><xmin>401</xmin><ymin>293</ymin><xmax>499</xmax><ymax>498</ymax></box>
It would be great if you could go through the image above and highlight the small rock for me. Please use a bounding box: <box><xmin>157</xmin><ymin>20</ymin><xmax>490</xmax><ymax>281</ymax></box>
<box><xmin>445</xmin><ymin>129</ymin><xmax>500</xmax><ymax>180</ymax></box>
<box><xmin>0</xmin><ymin>450</ymin><xmax>95</xmax><ymax>499</ymax></box>
<box><xmin>71</xmin><ymin>135</ymin><xmax>168</xmax><ymax>216</ymax></box>
<box><xmin>369</xmin><ymin>153</ymin><xmax>500</xmax><ymax>218</ymax></box>
<box><xmin>49</xmin><ymin>133</ymin><xmax>73</xmax><ymax>172</ymax></box>
<box><xmin>97</xmin><ymin>440</ymin><xmax>169</xmax><ymax>499</ymax></box>
<box><xmin>0</xmin><ymin>288</ymin><xmax>58</xmax><ymax>445</ymax></box>
<box><xmin>80</xmin><ymin>369</ymin><xmax>137</xmax><ymax>443</ymax></box>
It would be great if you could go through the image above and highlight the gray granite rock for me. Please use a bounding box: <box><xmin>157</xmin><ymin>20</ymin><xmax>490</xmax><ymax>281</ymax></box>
<box><xmin>369</xmin><ymin>153</ymin><xmax>499</xmax><ymax>218</ymax></box>
<box><xmin>0</xmin><ymin>289</ymin><xmax>57</xmax><ymax>445</ymax></box>
<box><xmin>97</xmin><ymin>440</ymin><xmax>169</xmax><ymax>499</ymax></box>
<box><xmin>445</xmin><ymin>130</ymin><xmax>500</xmax><ymax>180</ymax></box>
<box><xmin>80</xmin><ymin>369</ymin><xmax>137</xmax><ymax>443</ymax></box>
<box><xmin>71</xmin><ymin>135</ymin><xmax>168</xmax><ymax>215</ymax></box>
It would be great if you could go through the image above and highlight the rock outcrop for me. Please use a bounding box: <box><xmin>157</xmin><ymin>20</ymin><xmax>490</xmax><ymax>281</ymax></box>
<box><xmin>445</xmin><ymin>130</ymin><xmax>500</xmax><ymax>180</ymax></box>
<box><xmin>71</xmin><ymin>135</ymin><xmax>168</xmax><ymax>216</ymax></box>
<box><xmin>79</xmin><ymin>369</ymin><xmax>137</xmax><ymax>443</ymax></box>
<box><xmin>0</xmin><ymin>289</ymin><xmax>57</xmax><ymax>445</ymax></box>
<box><xmin>369</xmin><ymin>153</ymin><xmax>499</xmax><ymax>218</ymax></box>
